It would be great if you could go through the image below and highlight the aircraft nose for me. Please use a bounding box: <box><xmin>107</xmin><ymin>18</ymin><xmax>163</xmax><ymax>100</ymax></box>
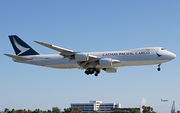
<box><xmin>168</xmin><ymin>52</ymin><xmax>176</xmax><ymax>60</ymax></box>
<box><xmin>171</xmin><ymin>53</ymin><xmax>176</xmax><ymax>59</ymax></box>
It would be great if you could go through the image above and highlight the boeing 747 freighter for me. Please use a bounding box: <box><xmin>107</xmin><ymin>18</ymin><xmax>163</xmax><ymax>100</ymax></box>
<box><xmin>5</xmin><ymin>35</ymin><xmax>176</xmax><ymax>76</ymax></box>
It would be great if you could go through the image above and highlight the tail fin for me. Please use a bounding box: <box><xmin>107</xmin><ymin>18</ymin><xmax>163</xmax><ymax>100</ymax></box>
<box><xmin>8</xmin><ymin>35</ymin><xmax>39</xmax><ymax>56</ymax></box>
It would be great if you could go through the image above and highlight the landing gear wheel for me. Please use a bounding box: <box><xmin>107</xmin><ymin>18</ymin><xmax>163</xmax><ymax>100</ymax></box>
<box><xmin>94</xmin><ymin>69</ymin><xmax>100</xmax><ymax>77</ymax></box>
<box><xmin>94</xmin><ymin>73</ymin><xmax>98</xmax><ymax>76</ymax></box>
<box><xmin>89</xmin><ymin>71</ymin><xmax>95</xmax><ymax>74</ymax></box>
<box><xmin>157</xmin><ymin>64</ymin><xmax>161</xmax><ymax>71</ymax></box>
<box><xmin>85</xmin><ymin>70</ymin><xmax>89</xmax><ymax>75</ymax></box>
<box><xmin>85</xmin><ymin>68</ymin><xmax>101</xmax><ymax>76</ymax></box>
<box><xmin>157</xmin><ymin>68</ymin><xmax>161</xmax><ymax>71</ymax></box>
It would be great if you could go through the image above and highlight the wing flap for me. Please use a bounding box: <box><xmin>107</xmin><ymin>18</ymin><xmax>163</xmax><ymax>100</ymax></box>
<box><xmin>4</xmin><ymin>54</ymin><xmax>32</xmax><ymax>61</ymax></box>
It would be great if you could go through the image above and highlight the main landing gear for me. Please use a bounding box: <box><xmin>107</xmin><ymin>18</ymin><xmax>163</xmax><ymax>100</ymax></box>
<box><xmin>85</xmin><ymin>68</ymin><xmax>100</xmax><ymax>77</ymax></box>
<box><xmin>157</xmin><ymin>64</ymin><xmax>161</xmax><ymax>71</ymax></box>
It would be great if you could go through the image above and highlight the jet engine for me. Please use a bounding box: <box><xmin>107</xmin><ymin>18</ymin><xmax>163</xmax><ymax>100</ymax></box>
<box><xmin>99</xmin><ymin>58</ymin><xmax>112</xmax><ymax>66</ymax></box>
<box><xmin>75</xmin><ymin>53</ymin><xmax>89</xmax><ymax>61</ymax></box>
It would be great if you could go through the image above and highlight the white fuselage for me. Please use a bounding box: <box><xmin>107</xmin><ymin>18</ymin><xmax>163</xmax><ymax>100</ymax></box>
<box><xmin>13</xmin><ymin>47</ymin><xmax>176</xmax><ymax>69</ymax></box>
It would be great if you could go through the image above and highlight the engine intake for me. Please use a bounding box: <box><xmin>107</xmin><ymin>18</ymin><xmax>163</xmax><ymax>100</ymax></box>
<box><xmin>99</xmin><ymin>58</ymin><xmax>112</xmax><ymax>66</ymax></box>
<box><xmin>75</xmin><ymin>53</ymin><xmax>89</xmax><ymax>61</ymax></box>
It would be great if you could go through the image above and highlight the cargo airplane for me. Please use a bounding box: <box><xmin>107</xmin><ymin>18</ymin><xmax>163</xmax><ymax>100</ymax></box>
<box><xmin>161</xmin><ymin>99</ymin><xmax>168</xmax><ymax>102</ymax></box>
<box><xmin>4</xmin><ymin>35</ymin><xmax>176</xmax><ymax>76</ymax></box>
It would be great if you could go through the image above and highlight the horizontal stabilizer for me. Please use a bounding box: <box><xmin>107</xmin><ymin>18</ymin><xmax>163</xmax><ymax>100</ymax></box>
<box><xmin>4</xmin><ymin>54</ymin><xmax>32</xmax><ymax>61</ymax></box>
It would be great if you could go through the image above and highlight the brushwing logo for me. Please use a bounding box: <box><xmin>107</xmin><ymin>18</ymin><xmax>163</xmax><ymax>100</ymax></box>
<box><xmin>13</xmin><ymin>37</ymin><xmax>30</xmax><ymax>55</ymax></box>
<box><xmin>156</xmin><ymin>52</ymin><xmax>162</xmax><ymax>58</ymax></box>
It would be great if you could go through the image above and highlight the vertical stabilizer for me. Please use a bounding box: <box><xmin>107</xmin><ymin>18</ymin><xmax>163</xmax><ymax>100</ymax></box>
<box><xmin>8</xmin><ymin>35</ymin><xmax>39</xmax><ymax>56</ymax></box>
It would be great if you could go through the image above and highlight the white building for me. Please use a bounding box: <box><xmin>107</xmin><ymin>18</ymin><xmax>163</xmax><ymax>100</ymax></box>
<box><xmin>71</xmin><ymin>101</ymin><xmax>121</xmax><ymax>113</ymax></box>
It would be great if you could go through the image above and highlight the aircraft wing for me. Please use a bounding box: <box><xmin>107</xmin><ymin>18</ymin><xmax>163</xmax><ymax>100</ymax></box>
<box><xmin>34</xmin><ymin>41</ymin><xmax>98</xmax><ymax>60</ymax></box>
<box><xmin>4</xmin><ymin>54</ymin><xmax>32</xmax><ymax>61</ymax></box>
<box><xmin>35</xmin><ymin>41</ymin><xmax>120</xmax><ymax>69</ymax></box>
<box><xmin>34</xmin><ymin>41</ymin><xmax>74</xmax><ymax>53</ymax></box>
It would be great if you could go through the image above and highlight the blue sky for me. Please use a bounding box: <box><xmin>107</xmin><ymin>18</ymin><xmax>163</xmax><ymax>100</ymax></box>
<box><xmin>0</xmin><ymin>1</ymin><xmax>180</xmax><ymax>113</ymax></box>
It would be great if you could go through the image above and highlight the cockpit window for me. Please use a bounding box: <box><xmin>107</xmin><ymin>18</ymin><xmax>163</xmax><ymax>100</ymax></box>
<box><xmin>161</xmin><ymin>48</ymin><xmax>165</xmax><ymax>50</ymax></box>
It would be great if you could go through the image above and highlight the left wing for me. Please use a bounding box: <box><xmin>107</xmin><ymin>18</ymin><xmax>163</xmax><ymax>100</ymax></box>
<box><xmin>34</xmin><ymin>41</ymin><xmax>74</xmax><ymax>55</ymax></box>
<box><xmin>34</xmin><ymin>41</ymin><xmax>99</xmax><ymax>67</ymax></box>
<box><xmin>34</xmin><ymin>41</ymin><xmax>120</xmax><ymax>69</ymax></box>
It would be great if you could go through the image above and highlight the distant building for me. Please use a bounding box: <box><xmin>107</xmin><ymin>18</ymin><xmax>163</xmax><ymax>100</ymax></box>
<box><xmin>71</xmin><ymin>100</ymin><xmax>121</xmax><ymax>113</ymax></box>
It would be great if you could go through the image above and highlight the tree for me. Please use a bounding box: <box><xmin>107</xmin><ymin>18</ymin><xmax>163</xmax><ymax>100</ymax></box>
<box><xmin>11</xmin><ymin>109</ymin><xmax>16</xmax><ymax>113</ymax></box>
<box><xmin>130</xmin><ymin>108</ymin><xmax>140</xmax><ymax>113</ymax></box>
<box><xmin>177</xmin><ymin>111</ymin><xmax>180</xmax><ymax>113</ymax></box>
<box><xmin>16</xmin><ymin>109</ymin><xmax>24</xmax><ymax>113</ymax></box>
<box><xmin>4</xmin><ymin>108</ymin><xmax>9</xmax><ymax>113</ymax></box>
<box><xmin>42</xmin><ymin>110</ymin><xmax>47</xmax><ymax>113</ymax></box>
<box><xmin>52</xmin><ymin>107</ymin><xmax>60</xmax><ymax>113</ymax></box>
<box><xmin>47</xmin><ymin>110</ymin><xmax>52</xmax><ymax>113</ymax></box>
<box><xmin>142</xmin><ymin>106</ymin><xmax>156</xmax><ymax>113</ymax></box>
<box><xmin>34</xmin><ymin>109</ymin><xmax>41</xmax><ymax>113</ymax></box>
<box><xmin>87</xmin><ymin>111</ymin><xmax>99</xmax><ymax>113</ymax></box>
<box><xmin>112</xmin><ymin>110</ymin><xmax>120</xmax><ymax>113</ymax></box>
<box><xmin>111</xmin><ymin>110</ymin><xmax>128</xmax><ymax>113</ymax></box>
<box><xmin>63</xmin><ymin>108</ymin><xmax>82</xmax><ymax>113</ymax></box>
<box><xmin>27</xmin><ymin>110</ymin><xmax>32</xmax><ymax>113</ymax></box>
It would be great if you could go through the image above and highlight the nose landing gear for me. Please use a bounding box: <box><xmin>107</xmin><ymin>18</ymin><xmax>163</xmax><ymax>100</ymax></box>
<box><xmin>157</xmin><ymin>64</ymin><xmax>161</xmax><ymax>71</ymax></box>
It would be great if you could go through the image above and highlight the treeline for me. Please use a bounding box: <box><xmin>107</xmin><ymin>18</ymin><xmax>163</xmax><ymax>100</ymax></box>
<box><xmin>2</xmin><ymin>106</ymin><xmax>157</xmax><ymax>113</ymax></box>
<box><xmin>2</xmin><ymin>108</ymin><xmax>138</xmax><ymax>113</ymax></box>
<box><xmin>64</xmin><ymin>108</ymin><xmax>140</xmax><ymax>113</ymax></box>
<box><xmin>3</xmin><ymin>107</ymin><xmax>61</xmax><ymax>113</ymax></box>
<box><xmin>3</xmin><ymin>106</ymin><xmax>180</xmax><ymax>113</ymax></box>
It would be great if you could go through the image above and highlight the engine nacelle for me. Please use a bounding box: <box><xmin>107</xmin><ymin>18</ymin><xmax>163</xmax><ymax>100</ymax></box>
<box><xmin>74</xmin><ymin>53</ymin><xmax>89</xmax><ymax>61</ymax></box>
<box><xmin>104</xmin><ymin>67</ymin><xmax>118</xmax><ymax>73</ymax></box>
<box><xmin>99</xmin><ymin>58</ymin><xmax>112</xmax><ymax>66</ymax></box>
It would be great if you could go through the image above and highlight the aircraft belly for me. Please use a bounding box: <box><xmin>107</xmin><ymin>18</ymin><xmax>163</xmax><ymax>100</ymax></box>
<box><xmin>47</xmin><ymin>63</ymin><xmax>79</xmax><ymax>69</ymax></box>
<box><xmin>23</xmin><ymin>57</ymin><xmax>79</xmax><ymax>69</ymax></box>
<box><xmin>42</xmin><ymin>60</ymin><xmax>79</xmax><ymax>69</ymax></box>
<box><xmin>120</xmin><ymin>60</ymin><xmax>168</xmax><ymax>66</ymax></box>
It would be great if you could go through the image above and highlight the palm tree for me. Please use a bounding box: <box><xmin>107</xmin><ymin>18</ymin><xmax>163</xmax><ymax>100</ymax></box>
<box><xmin>4</xmin><ymin>108</ymin><xmax>9</xmax><ymax>113</ymax></box>
<box><xmin>142</xmin><ymin>105</ymin><xmax>156</xmax><ymax>113</ymax></box>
